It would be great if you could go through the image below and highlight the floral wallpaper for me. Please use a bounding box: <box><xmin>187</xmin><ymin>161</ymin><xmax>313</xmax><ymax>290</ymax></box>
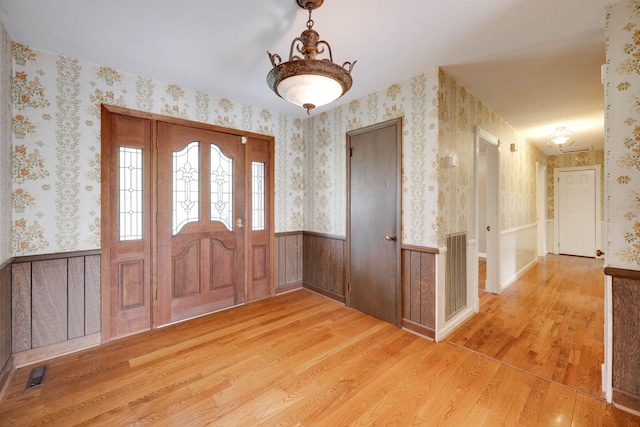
<box><xmin>303</xmin><ymin>67</ymin><xmax>544</xmax><ymax>249</ymax></box>
<box><xmin>11</xmin><ymin>44</ymin><xmax>301</xmax><ymax>256</ymax></box>
<box><xmin>546</xmin><ymin>151</ymin><xmax>605</xmax><ymax>221</ymax></box>
<box><xmin>438</xmin><ymin>70</ymin><xmax>545</xmax><ymax>247</ymax></box>
<box><xmin>0</xmin><ymin>21</ymin><xmax>11</xmax><ymax>264</ymax></box>
<box><xmin>303</xmin><ymin>70</ymin><xmax>440</xmax><ymax>248</ymax></box>
<box><xmin>605</xmin><ymin>0</ymin><xmax>640</xmax><ymax>269</ymax></box>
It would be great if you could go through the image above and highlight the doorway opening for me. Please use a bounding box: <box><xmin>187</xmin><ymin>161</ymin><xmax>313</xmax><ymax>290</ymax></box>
<box><xmin>475</xmin><ymin>126</ymin><xmax>500</xmax><ymax>301</ymax></box>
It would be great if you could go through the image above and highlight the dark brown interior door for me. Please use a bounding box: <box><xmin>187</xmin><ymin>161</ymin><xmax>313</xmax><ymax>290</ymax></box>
<box><xmin>157</xmin><ymin>122</ymin><xmax>245</xmax><ymax>325</ymax></box>
<box><xmin>348</xmin><ymin>119</ymin><xmax>401</xmax><ymax>326</ymax></box>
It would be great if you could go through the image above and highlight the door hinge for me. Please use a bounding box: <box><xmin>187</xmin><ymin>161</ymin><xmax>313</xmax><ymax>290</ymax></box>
<box><xmin>347</xmin><ymin>282</ymin><xmax>351</xmax><ymax>293</ymax></box>
<box><xmin>350</xmin><ymin>148</ymin><xmax>353</xmax><ymax>157</ymax></box>
<box><xmin>155</xmin><ymin>288</ymin><xmax>158</xmax><ymax>300</ymax></box>
<box><xmin>156</xmin><ymin>212</ymin><xmax>158</xmax><ymax>224</ymax></box>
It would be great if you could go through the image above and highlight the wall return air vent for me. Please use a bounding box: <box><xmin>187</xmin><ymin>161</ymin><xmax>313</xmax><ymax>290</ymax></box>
<box><xmin>559</xmin><ymin>145</ymin><xmax>592</xmax><ymax>154</ymax></box>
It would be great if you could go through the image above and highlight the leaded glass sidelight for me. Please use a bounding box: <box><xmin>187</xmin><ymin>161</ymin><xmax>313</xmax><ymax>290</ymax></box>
<box><xmin>252</xmin><ymin>162</ymin><xmax>265</xmax><ymax>231</ymax></box>
<box><xmin>210</xmin><ymin>144</ymin><xmax>233</xmax><ymax>230</ymax></box>
<box><xmin>119</xmin><ymin>147</ymin><xmax>143</xmax><ymax>241</ymax></box>
<box><xmin>173</xmin><ymin>141</ymin><xmax>200</xmax><ymax>235</ymax></box>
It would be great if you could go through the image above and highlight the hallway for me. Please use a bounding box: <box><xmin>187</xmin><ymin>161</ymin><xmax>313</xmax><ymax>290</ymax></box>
<box><xmin>447</xmin><ymin>255</ymin><xmax>605</xmax><ymax>398</ymax></box>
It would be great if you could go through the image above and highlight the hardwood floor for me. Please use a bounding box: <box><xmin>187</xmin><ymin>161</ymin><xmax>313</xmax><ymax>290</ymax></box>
<box><xmin>450</xmin><ymin>254</ymin><xmax>605</xmax><ymax>398</ymax></box>
<box><xmin>2</xmin><ymin>287</ymin><xmax>638</xmax><ymax>426</ymax></box>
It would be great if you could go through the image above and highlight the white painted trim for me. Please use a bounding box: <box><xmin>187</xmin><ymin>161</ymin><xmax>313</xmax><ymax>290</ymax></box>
<box><xmin>475</xmin><ymin>125</ymin><xmax>500</xmax><ymax>295</ymax></box>
<box><xmin>436</xmin><ymin>240</ymin><xmax>479</xmax><ymax>341</ymax></box>
<box><xmin>474</xmin><ymin>125</ymin><xmax>500</xmax><ymax>145</ymax></box>
<box><xmin>434</xmin><ymin>248</ymin><xmax>445</xmax><ymax>341</ymax></box>
<box><xmin>547</xmin><ymin>219</ymin><xmax>555</xmax><ymax>254</ymax></box>
<box><xmin>500</xmin><ymin>258</ymin><xmax>537</xmax><ymax>292</ymax></box>
<box><xmin>536</xmin><ymin>162</ymin><xmax>547</xmax><ymax>257</ymax></box>
<box><xmin>437</xmin><ymin>305</ymin><xmax>476</xmax><ymax>340</ymax></box>
<box><xmin>499</xmin><ymin>222</ymin><xmax>537</xmax><ymax>235</ymax></box>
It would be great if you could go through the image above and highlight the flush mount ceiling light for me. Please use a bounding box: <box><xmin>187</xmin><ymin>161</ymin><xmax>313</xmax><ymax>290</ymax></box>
<box><xmin>546</xmin><ymin>127</ymin><xmax>576</xmax><ymax>150</ymax></box>
<box><xmin>267</xmin><ymin>0</ymin><xmax>356</xmax><ymax>115</ymax></box>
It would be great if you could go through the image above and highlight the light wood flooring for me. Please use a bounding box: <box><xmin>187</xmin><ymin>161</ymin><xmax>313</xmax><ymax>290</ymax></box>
<box><xmin>2</xmin><ymin>284</ymin><xmax>639</xmax><ymax>425</ymax></box>
<box><xmin>449</xmin><ymin>254</ymin><xmax>605</xmax><ymax>398</ymax></box>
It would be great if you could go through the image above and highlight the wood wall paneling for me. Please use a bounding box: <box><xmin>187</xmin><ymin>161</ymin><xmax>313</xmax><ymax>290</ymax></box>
<box><xmin>84</xmin><ymin>255</ymin><xmax>101</xmax><ymax>335</ymax></box>
<box><xmin>0</xmin><ymin>262</ymin><xmax>12</xmax><ymax>371</ymax></box>
<box><xmin>275</xmin><ymin>233</ymin><xmax>303</xmax><ymax>293</ymax></box>
<box><xmin>401</xmin><ymin>248</ymin><xmax>436</xmax><ymax>338</ymax></box>
<box><xmin>330</xmin><ymin>239</ymin><xmax>344</xmax><ymax>296</ymax></box>
<box><xmin>285</xmin><ymin>234</ymin><xmax>302</xmax><ymax>286</ymax></box>
<box><xmin>68</xmin><ymin>257</ymin><xmax>85</xmax><ymax>340</ymax></box>
<box><xmin>302</xmin><ymin>232</ymin><xmax>345</xmax><ymax>302</ymax></box>
<box><xmin>12</xmin><ymin>262</ymin><xmax>31</xmax><ymax>353</ymax></box>
<box><xmin>612</xmin><ymin>274</ymin><xmax>640</xmax><ymax>411</ymax></box>
<box><xmin>32</xmin><ymin>259</ymin><xmax>68</xmax><ymax>348</ymax></box>
<box><xmin>11</xmin><ymin>252</ymin><xmax>102</xmax><ymax>355</ymax></box>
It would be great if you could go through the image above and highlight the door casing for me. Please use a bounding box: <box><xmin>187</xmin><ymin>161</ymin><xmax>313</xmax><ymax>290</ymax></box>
<box><xmin>475</xmin><ymin>125</ymin><xmax>500</xmax><ymax>296</ymax></box>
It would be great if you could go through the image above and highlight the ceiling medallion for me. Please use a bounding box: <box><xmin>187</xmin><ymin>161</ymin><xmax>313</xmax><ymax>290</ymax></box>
<box><xmin>546</xmin><ymin>127</ymin><xmax>576</xmax><ymax>150</ymax></box>
<box><xmin>267</xmin><ymin>0</ymin><xmax>356</xmax><ymax>115</ymax></box>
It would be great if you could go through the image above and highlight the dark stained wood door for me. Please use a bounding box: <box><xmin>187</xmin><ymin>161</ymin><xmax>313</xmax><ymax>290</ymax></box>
<box><xmin>157</xmin><ymin>122</ymin><xmax>245</xmax><ymax>325</ymax></box>
<box><xmin>347</xmin><ymin>119</ymin><xmax>401</xmax><ymax>326</ymax></box>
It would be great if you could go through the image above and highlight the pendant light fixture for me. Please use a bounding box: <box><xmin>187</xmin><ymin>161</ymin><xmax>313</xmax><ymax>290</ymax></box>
<box><xmin>267</xmin><ymin>0</ymin><xmax>356</xmax><ymax>115</ymax></box>
<box><xmin>546</xmin><ymin>127</ymin><xmax>576</xmax><ymax>150</ymax></box>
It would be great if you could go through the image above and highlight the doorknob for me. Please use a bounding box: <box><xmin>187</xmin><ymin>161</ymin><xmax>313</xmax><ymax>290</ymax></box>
<box><xmin>237</xmin><ymin>218</ymin><xmax>244</xmax><ymax>228</ymax></box>
<box><xmin>486</xmin><ymin>225</ymin><xmax>490</xmax><ymax>232</ymax></box>
<box><xmin>385</xmin><ymin>235</ymin><xmax>397</xmax><ymax>241</ymax></box>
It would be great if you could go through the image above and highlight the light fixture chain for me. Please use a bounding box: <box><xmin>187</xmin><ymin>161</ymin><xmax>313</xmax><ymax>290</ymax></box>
<box><xmin>307</xmin><ymin>10</ymin><xmax>314</xmax><ymax>29</ymax></box>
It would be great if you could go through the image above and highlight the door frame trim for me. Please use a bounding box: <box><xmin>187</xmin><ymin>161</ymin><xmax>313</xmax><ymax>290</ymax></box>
<box><xmin>100</xmin><ymin>104</ymin><xmax>275</xmax><ymax>342</ymax></box>
<box><xmin>536</xmin><ymin>162</ymin><xmax>547</xmax><ymax>257</ymax></box>
<box><xmin>345</xmin><ymin>118</ymin><xmax>402</xmax><ymax>326</ymax></box>
<box><xmin>553</xmin><ymin>165</ymin><xmax>601</xmax><ymax>257</ymax></box>
<box><xmin>474</xmin><ymin>125</ymin><xmax>500</xmax><ymax>295</ymax></box>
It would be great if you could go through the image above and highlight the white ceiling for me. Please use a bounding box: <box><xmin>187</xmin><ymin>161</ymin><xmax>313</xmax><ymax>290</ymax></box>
<box><xmin>0</xmin><ymin>0</ymin><xmax>616</xmax><ymax>155</ymax></box>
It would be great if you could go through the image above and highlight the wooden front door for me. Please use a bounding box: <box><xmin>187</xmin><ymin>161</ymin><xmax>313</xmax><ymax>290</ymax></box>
<box><xmin>102</xmin><ymin>106</ymin><xmax>274</xmax><ymax>340</ymax></box>
<box><xmin>347</xmin><ymin>119</ymin><xmax>402</xmax><ymax>326</ymax></box>
<box><xmin>157</xmin><ymin>122</ymin><xmax>245</xmax><ymax>325</ymax></box>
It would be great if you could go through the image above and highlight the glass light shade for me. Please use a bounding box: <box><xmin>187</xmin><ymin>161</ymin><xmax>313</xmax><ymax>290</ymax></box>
<box><xmin>546</xmin><ymin>127</ymin><xmax>576</xmax><ymax>149</ymax></box>
<box><xmin>277</xmin><ymin>74</ymin><xmax>344</xmax><ymax>108</ymax></box>
<box><xmin>551</xmin><ymin>135</ymin><xmax>570</xmax><ymax>145</ymax></box>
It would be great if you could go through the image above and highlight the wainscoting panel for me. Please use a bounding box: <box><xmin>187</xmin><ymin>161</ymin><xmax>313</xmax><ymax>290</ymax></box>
<box><xmin>275</xmin><ymin>232</ymin><xmax>303</xmax><ymax>293</ymax></box>
<box><xmin>606</xmin><ymin>267</ymin><xmax>640</xmax><ymax>413</ymax></box>
<box><xmin>12</xmin><ymin>251</ymin><xmax>101</xmax><ymax>353</ymax></box>
<box><xmin>11</xmin><ymin>262</ymin><xmax>30</xmax><ymax>353</ymax></box>
<box><xmin>32</xmin><ymin>259</ymin><xmax>67</xmax><ymax>348</ymax></box>
<box><xmin>303</xmin><ymin>232</ymin><xmax>345</xmax><ymax>302</ymax></box>
<box><xmin>0</xmin><ymin>260</ymin><xmax>11</xmax><ymax>372</ymax></box>
<box><xmin>401</xmin><ymin>246</ymin><xmax>437</xmax><ymax>338</ymax></box>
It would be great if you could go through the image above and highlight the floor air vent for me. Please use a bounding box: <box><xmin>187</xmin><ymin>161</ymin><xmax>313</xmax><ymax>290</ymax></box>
<box><xmin>26</xmin><ymin>365</ymin><xmax>48</xmax><ymax>389</ymax></box>
<box><xmin>445</xmin><ymin>232</ymin><xmax>467</xmax><ymax>320</ymax></box>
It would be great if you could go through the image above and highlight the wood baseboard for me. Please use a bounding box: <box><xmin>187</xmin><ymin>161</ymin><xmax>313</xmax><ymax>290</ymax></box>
<box><xmin>613</xmin><ymin>388</ymin><xmax>640</xmax><ymax>415</ymax></box>
<box><xmin>303</xmin><ymin>282</ymin><xmax>345</xmax><ymax>304</ymax></box>
<box><xmin>0</xmin><ymin>355</ymin><xmax>14</xmax><ymax>402</ymax></box>
<box><xmin>12</xmin><ymin>333</ymin><xmax>101</xmax><ymax>368</ymax></box>
<box><xmin>402</xmin><ymin>318</ymin><xmax>435</xmax><ymax>340</ymax></box>
<box><xmin>275</xmin><ymin>281</ymin><xmax>303</xmax><ymax>295</ymax></box>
